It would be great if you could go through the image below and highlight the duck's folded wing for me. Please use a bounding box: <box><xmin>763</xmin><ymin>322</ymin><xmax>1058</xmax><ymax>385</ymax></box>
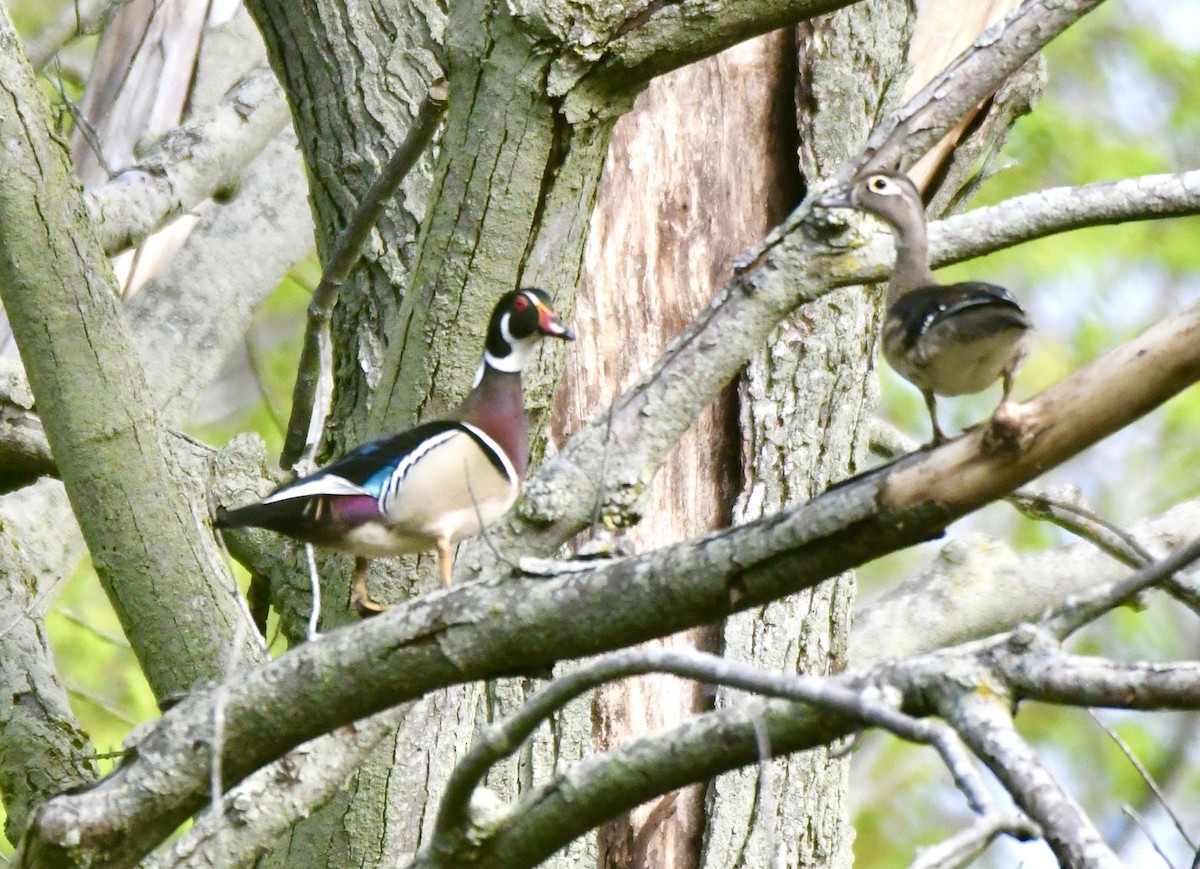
<box><xmin>215</xmin><ymin>421</ymin><xmax>464</xmax><ymax>542</ymax></box>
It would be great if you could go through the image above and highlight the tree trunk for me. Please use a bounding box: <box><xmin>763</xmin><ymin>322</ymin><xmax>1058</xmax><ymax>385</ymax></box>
<box><xmin>546</xmin><ymin>32</ymin><xmax>800</xmax><ymax>867</ymax></box>
<box><xmin>246</xmin><ymin>2</ymin><xmax>614</xmax><ymax>863</ymax></box>
<box><xmin>700</xmin><ymin>6</ymin><xmax>914</xmax><ymax>866</ymax></box>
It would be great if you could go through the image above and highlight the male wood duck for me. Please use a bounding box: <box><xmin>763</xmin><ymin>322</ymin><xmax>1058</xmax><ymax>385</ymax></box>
<box><xmin>817</xmin><ymin>170</ymin><xmax>1032</xmax><ymax>443</ymax></box>
<box><xmin>216</xmin><ymin>288</ymin><xmax>574</xmax><ymax>611</ymax></box>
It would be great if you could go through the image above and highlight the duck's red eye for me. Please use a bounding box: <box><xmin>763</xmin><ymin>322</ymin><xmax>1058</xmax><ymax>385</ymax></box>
<box><xmin>513</xmin><ymin>295</ymin><xmax>530</xmax><ymax>311</ymax></box>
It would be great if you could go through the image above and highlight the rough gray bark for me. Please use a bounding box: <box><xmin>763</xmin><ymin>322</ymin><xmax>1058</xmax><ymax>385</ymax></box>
<box><xmin>0</xmin><ymin>478</ymin><xmax>96</xmax><ymax>843</ymax></box>
<box><xmin>0</xmin><ymin>4</ymin><xmax>261</xmax><ymax>700</ymax></box>
<box><xmin>140</xmin><ymin>706</ymin><xmax>411</xmax><ymax>869</ymax></box>
<box><xmin>0</xmin><ymin>3</ymin><xmax>311</xmax><ymax>843</ymax></box>
<box><xmin>243</xmin><ymin>3</ymin><xmax>456</xmax><ymax>864</ymax></box>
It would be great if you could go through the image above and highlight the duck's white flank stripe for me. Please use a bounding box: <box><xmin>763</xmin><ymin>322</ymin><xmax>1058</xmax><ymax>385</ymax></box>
<box><xmin>459</xmin><ymin>422</ymin><xmax>518</xmax><ymax>485</ymax></box>
<box><xmin>379</xmin><ymin>428</ymin><xmax>462</xmax><ymax>514</ymax></box>
<box><xmin>262</xmin><ymin>474</ymin><xmax>370</xmax><ymax>503</ymax></box>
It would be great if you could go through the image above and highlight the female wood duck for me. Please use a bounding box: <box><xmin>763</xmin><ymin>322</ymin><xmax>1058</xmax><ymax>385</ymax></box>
<box><xmin>216</xmin><ymin>288</ymin><xmax>574</xmax><ymax>611</ymax></box>
<box><xmin>817</xmin><ymin>170</ymin><xmax>1032</xmax><ymax>444</ymax></box>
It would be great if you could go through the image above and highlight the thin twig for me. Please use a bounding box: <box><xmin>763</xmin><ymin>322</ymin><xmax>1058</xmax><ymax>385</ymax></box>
<box><xmin>1046</xmin><ymin>535</ymin><xmax>1200</xmax><ymax>639</ymax></box>
<box><xmin>907</xmin><ymin>811</ymin><xmax>1039</xmax><ymax>869</ymax></box>
<box><xmin>280</xmin><ymin>86</ymin><xmax>449</xmax><ymax>469</ymax></box>
<box><xmin>1089</xmin><ymin>710</ymin><xmax>1196</xmax><ymax>852</ymax></box>
<box><xmin>52</xmin><ymin>608</ymin><xmax>131</xmax><ymax>648</ymax></box>
<box><xmin>1005</xmin><ymin>489</ymin><xmax>1200</xmax><ymax>611</ymax></box>
<box><xmin>1008</xmin><ymin>488</ymin><xmax>1154</xmax><ymax>568</ymax></box>
<box><xmin>303</xmin><ymin>543</ymin><xmax>321</xmax><ymax>642</ymax></box>
<box><xmin>66</xmin><ymin>685</ymin><xmax>141</xmax><ymax>727</ymax></box>
<box><xmin>243</xmin><ymin>331</ymin><xmax>287</xmax><ymax>437</ymax></box>
<box><xmin>55</xmin><ymin>87</ymin><xmax>115</xmax><ymax>179</ymax></box>
<box><xmin>1120</xmin><ymin>804</ymin><xmax>1177</xmax><ymax>869</ymax></box>
<box><xmin>749</xmin><ymin>711</ymin><xmax>777</xmax><ymax>868</ymax></box>
<box><xmin>940</xmin><ymin>688</ymin><xmax>1122</xmax><ymax>868</ymax></box>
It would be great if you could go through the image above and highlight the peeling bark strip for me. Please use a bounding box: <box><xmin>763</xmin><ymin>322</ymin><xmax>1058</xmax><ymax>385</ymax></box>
<box><xmin>548</xmin><ymin>30</ymin><xmax>798</xmax><ymax>866</ymax></box>
<box><xmin>26</xmin><ymin>294</ymin><xmax>1200</xmax><ymax>866</ymax></box>
<box><xmin>85</xmin><ymin>64</ymin><xmax>291</xmax><ymax>256</ymax></box>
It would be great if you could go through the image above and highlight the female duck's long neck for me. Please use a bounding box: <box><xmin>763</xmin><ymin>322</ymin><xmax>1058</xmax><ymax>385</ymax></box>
<box><xmin>456</xmin><ymin>362</ymin><xmax>530</xmax><ymax>478</ymax></box>
<box><xmin>886</xmin><ymin>215</ymin><xmax>938</xmax><ymax>307</ymax></box>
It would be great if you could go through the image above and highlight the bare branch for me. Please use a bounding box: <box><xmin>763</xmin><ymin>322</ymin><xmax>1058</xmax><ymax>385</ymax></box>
<box><xmin>548</xmin><ymin>0</ymin><xmax>854</xmax><ymax>113</ymax></box>
<box><xmin>22</xmin><ymin>0</ymin><xmax>110</xmax><ymax>72</ymax></box>
<box><xmin>1008</xmin><ymin>488</ymin><xmax>1155</xmax><ymax>569</ymax></box>
<box><xmin>86</xmin><ymin>64</ymin><xmax>290</xmax><ymax>256</ymax></box>
<box><xmin>1119</xmin><ymin>805</ymin><xmax>1175</xmax><ymax>869</ymax></box>
<box><xmin>1089</xmin><ymin>710</ymin><xmax>1197</xmax><ymax>854</ymax></box>
<box><xmin>280</xmin><ymin>87</ymin><xmax>448</xmax><ymax>470</ymax></box>
<box><xmin>1008</xmin><ymin>488</ymin><xmax>1200</xmax><ymax>616</ymax></box>
<box><xmin>937</xmin><ymin>688</ymin><xmax>1120</xmax><ymax>869</ymax></box>
<box><xmin>996</xmin><ymin>636</ymin><xmax>1200</xmax><ymax>711</ymax></box>
<box><xmin>420</xmin><ymin>647</ymin><xmax>992</xmax><ymax>868</ymax></box>
<box><xmin>907</xmin><ymin>812</ymin><xmax>1039</xmax><ymax>869</ymax></box>
<box><xmin>127</xmin><ymin>128</ymin><xmax>314</xmax><ymax>423</ymax></box>
<box><xmin>140</xmin><ymin>707</ymin><xmax>409</xmax><ymax>869</ymax></box>
<box><xmin>922</xmin><ymin>171</ymin><xmax>1200</xmax><ymax>276</ymax></box>
<box><xmin>415</xmin><ymin>616</ymin><xmax>1200</xmax><ymax>867</ymax></box>
<box><xmin>860</xmin><ymin>0</ymin><xmax>1107</xmax><ymax>175</ymax></box>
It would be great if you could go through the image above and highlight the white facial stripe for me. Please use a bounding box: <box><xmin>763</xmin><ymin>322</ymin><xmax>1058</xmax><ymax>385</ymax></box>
<box><xmin>485</xmin><ymin>298</ymin><xmax>551</xmax><ymax>373</ymax></box>
<box><xmin>263</xmin><ymin>474</ymin><xmax>370</xmax><ymax>503</ymax></box>
<box><xmin>484</xmin><ymin>344</ymin><xmax>535</xmax><ymax>372</ymax></box>
<box><xmin>484</xmin><ymin>330</ymin><xmax>539</xmax><ymax>372</ymax></box>
<box><xmin>459</xmin><ymin>422</ymin><xmax>518</xmax><ymax>485</ymax></box>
